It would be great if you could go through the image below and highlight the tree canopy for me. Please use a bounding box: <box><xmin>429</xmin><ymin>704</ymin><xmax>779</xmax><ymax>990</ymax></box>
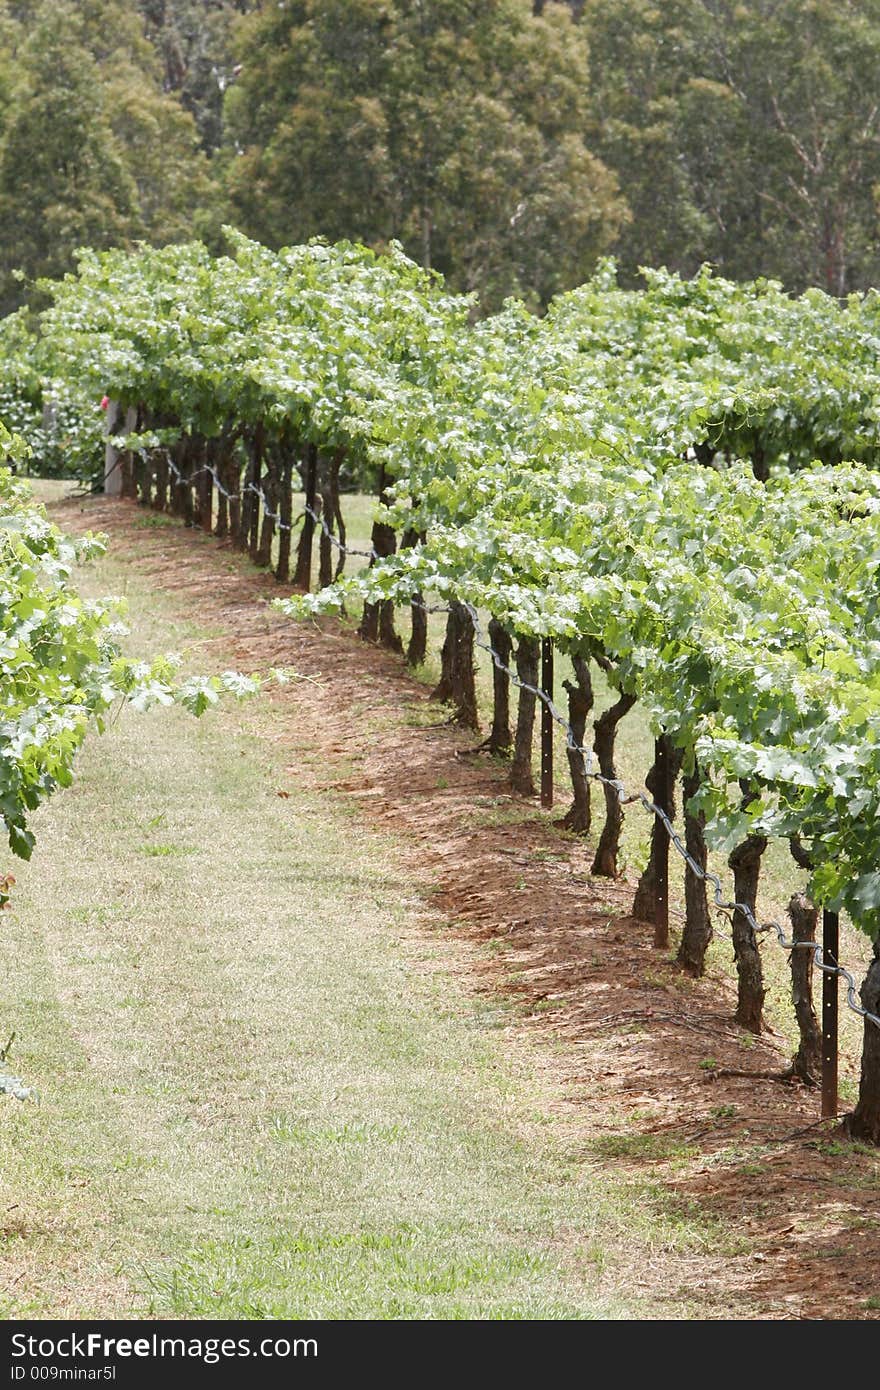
<box><xmin>1</xmin><ymin>0</ymin><xmax>880</xmax><ymax>311</ymax></box>
<box><xmin>223</xmin><ymin>0</ymin><xmax>627</xmax><ymax>308</ymax></box>
<box><xmin>0</xmin><ymin>0</ymin><xmax>211</xmax><ymax>312</ymax></box>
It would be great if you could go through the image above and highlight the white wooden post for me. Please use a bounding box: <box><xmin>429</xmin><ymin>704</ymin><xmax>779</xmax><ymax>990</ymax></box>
<box><xmin>104</xmin><ymin>399</ymin><xmax>122</xmax><ymax>496</ymax></box>
<box><xmin>103</xmin><ymin>401</ymin><xmax>137</xmax><ymax>497</ymax></box>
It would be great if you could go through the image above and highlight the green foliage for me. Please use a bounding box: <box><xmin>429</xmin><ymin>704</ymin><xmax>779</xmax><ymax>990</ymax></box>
<box><xmin>1</xmin><ymin>1</ymin><xmax>879</xmax><ymax>311</ymax></box>
<box><xmin>0</xmin><ymin>4</ymin><xmax>137</xmax><ymax>313</ymax></box>
<box><xmin>582</xmin><ymin>0</ymin><xmax>880</xmax><ymax>294</ymax></box>
<box><xmin>223</xmin><ymin>0</ymin><xmax>626</xmax><ymax>308</ymax></box>
<box><xmin>18</xmin><ymin>229</ymin><xmax>880</xmax><ymax>938</ymax></box>
<box><xmin>0</xmin><ymin>0</ymin><xmax>215</xmax><ymax>312</ymax></box>
<box><xmin>0</xmin><ymin>310</ymin><xmax>105</xmax><ymax>481</ymax></box>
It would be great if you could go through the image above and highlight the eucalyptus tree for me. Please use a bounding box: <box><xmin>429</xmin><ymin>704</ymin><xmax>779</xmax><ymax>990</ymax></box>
<box><xmin>223</xmin><ymin>0</ymin><xmax>626</xmax><ymax>308</ymax></box>
<box><xmin>582</xmin><ymin>0</ymin><xmax>880</xmax><ymax>294</ymax></box>
<box><xmin>0</xmin><ymin>0</ymin><xmax>213</xmax><ymax>312</ymax></box>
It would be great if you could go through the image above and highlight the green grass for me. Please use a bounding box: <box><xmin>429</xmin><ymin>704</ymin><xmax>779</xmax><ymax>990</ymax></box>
<box><xmin>0</xmin><ymin>496</ymin><xmax>732</xmax><ymax>1319</ymax></box>
<box><xmin>590</xmin><ymin>1132</ymin><xmax>698</xmax><ymax>1165</ymax></box>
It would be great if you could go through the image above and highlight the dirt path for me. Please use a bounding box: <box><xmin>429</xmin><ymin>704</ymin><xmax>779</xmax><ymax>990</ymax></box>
<box><xmin>55</xmin><ymin>495</ymin><xmax>880</xmax><ymax>1320</ymax></box>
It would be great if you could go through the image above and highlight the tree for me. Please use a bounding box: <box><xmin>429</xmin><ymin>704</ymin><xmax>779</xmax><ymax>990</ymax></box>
<box><xmin>103</xmin><ymin>69</ymin><xmax>217</xmax><ymax>244</ymax></box>
<box><xmin>583</xmin><ymin>0</ymin><xmax>880</xmax><ymax>294</ymax></box>
<box><xmin>688</xmin><ymin>0</ymin><xmax>880</xmax><ymax>295</ymax></box>
<box><xmin>136</xmin><ymin>1</ymin><xmax>254</xmax><ymax>153</ymax></box>
<box><xmin>0</xmin><ymin>0</ymin><xmax>215</xmax><ymax>312</ymax></box>
<box><xmin>0</xmin><ymin>7</ymin><xmax>137</xmax><ymax>313</ymax></box>
<box><xmin>581</xmin><ymin>0</ymin><xmax>710</xmax><ymax>282</ymax></box>
<box><xmin>223</xmin><ymin>0</ymin><xmax>626</xmax><ymax>307</ymax></box>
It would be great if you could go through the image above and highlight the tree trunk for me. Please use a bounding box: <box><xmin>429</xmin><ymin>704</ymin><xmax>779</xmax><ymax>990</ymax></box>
<box><xmin>486</xmin><ymin>617</ymin><xmax>513</xmax><ymax>756</ymax></box>
<box><xmin>785</xmin><ymin>893</ymin><xmax>821</xmax><ymax>1085</ymax></box>
<box><xmin>557</xmin><ymin>656</ymin><xmax>593</xmax><ymax>832</ymax></box>
<box><xmin>848</xmin><ymin>940</ymin><xmax>880</xmax><ymax>1145</ymax></box>
<box><xmin>591</xmin><ymin>692</ymin><xmax>636</xmax><ymax>877</ymax></box>
<box><xmin>430</xmin><ymin>602</ymin><xmax>479</xmax><ymax>729</ymax></box>
<box><xmin>510</xmin><ymin>636</ymin><xmax>539</xmax><ymax>795</ymax></box>
<box><xmin>729</xmin><ymin>834</ymin><xmax>768</xmax><ymax>1033</ymax></box>
<box><xmin>677</xmin><ymin>766</ymin><xmax>712</xmax><ymax>976</ymax></box>
<box><xmin>632</xmin><ymin>736</ymin><xmax>683</xmax><ymax>939</ymax></box>
<box><xmin>294</xmin><ymin>443</ymin><xmax>318</xmax><ymax>589</ymax></box>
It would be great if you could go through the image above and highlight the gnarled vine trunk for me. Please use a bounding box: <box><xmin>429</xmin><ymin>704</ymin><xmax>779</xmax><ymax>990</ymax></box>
<box><xmin>317</xmin><ymin>449</ymin><xmax>343</xmax><ymax>590</ymax></box>
<box><xmin>275</xmin><ymin>452</ymin><xmax>294</xmax><ymax>582</ymax></box>
<box><xmin>486</xmin><ymin>617</ymin><xmax>513</xmax><ymax>755</ymax></box>
<box><xmin>848</xmin><ymin>940</ymin><xmax>880</xmax><ymax>1145</ymax></box>
<box><xmin>256</xmin><ymin>445</ymin><xmax>277</xmax><ymax>567</ymax></box>
<box><xmin>358</xmin><ymin>465</ymin><xmax>402</xmax><ymax>651</ymax></box>
<box><xmin>237</xmin><ymin>425</ymin><xmax>262</xmax><ymax>553</ymax></box>
<box><xmin>751</xmin><ymin>438</ymin><xmax>769</xmax><ymax>483</ymax></box>
<box><xmin>510</xmin><ymin>636</ymin><xmax>539</xmax><ymax>795</ymax></box>
<box><xmin>557</xmin><ymin>656</ymin><xmax>593</xmax><ymax>832</ymax></box>
<box><xmin>294</xmin><ymin>442</ymin><xmax>318</xmax><ymax>590</ymax></box>
<box><xmin>677</xmin><ymin>765</ymin><xmax>712</xmax><ymax>976</ymax></box>
<box><xmin>590</xmin><ymin>692</ymin><xmax>636</xmax><ymax>877</ymax></box>
<box><xmin>729</xmin><ymin>833</ymin><xmax>767</xmax><ymax>1033</ymax></box>
<box><xmin>401</xmin><ymin>527</ymin><xmax>427</xmax><ymax>667</ymax></box>
<box><xmin>223</xmin><ymin>436</ymin><xmax>241</xmax><ymax>544</ymax></box>
<box><xmin>430</xmin><ymin>601</ymin><xmax>479</xmax><ymax>729</ymax></box>
<box><xmin>632</xmin><ymin>735</ymin><xmax>683</xmax><ymax>943</ymax></box>
<box><xmin>785</xmin><ymin>893</ymin><xmax>821</xmax><ymax>1085</ymax></box>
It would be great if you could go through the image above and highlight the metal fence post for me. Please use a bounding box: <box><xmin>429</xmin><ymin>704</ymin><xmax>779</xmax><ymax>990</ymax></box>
<box><xmin>540</xmin><ymin>639</ymin><xmax>553</xmax><ymax>809</ymax></box>
<box><xmin>653</xmin><ymin>735</ymin><xmax>670</xmax><ymax>949</ymax></box>
<box><xmin>822</xmin><ymin>908</ymin><xmax>840</xmax><ymax>1118</ymax></box>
